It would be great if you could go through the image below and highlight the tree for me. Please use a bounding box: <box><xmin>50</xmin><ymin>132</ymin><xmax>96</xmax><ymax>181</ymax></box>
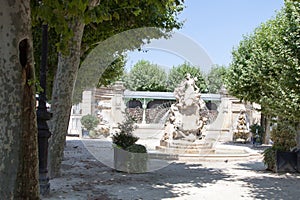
<box><xmin>32</xmin><ymin>0</ymin><xmax>185</xmax><ymax>177</ymax></box>
<box><xmin>124</xmin><ymin>60</ymin><xmax>168</xmax><ymax>91</ymax></box>
<box><xmin>32</xmin><ymin>27</ymin><xmax>126</xmax><ymax>101</ymax></box>
<box><xmin>206</xmin><ymin>65</ymin><xmax>227</xmax><ymax>93</ymax></box>
<box><xmin>97</xmin><ymin>56</ymin><xmax>126</xmax><ymax>88</ymax></box>
<box><xmin>225</xmin><ymin>0</ymin><xmax>300</xmax><ymax>146</ymax></box>
<box><xmin>0</xmin><ymin>1</ymin><xmax>39</xmax><ymax>198</ymax></box>
<box><xmin>167</xmin><ymin>62</ymin><xmax>207</xmax><ymax>92</ymax></box>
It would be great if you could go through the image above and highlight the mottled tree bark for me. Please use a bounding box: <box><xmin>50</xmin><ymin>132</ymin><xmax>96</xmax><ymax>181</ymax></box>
<box><xmin>0</xmin><ymin>1</ymin><xmax>39</xmax><ymax>199</ymax></box>
<box><xmin>265</xmin><ymin>116</ymin><xmax>271</xmax><ymax>145</ymax></box>
<box><xmin>48</xmin><ymin>0</ymin><xmax>100</xmax><ymax>179</ymax></box>
<box><xmin>48</xmin><ymin>20</ymin><xmax>85</xmax><ymax>178</ymax></box>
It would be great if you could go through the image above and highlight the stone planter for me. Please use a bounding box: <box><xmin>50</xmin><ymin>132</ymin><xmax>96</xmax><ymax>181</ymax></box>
<box><xmin>275</xmin><ymin>151</ymin><xmax>297</xmax><ymax>173</ymax></box>
<box><xmin>82</xmin><ymin>129</ymin><xmax>89</xmax><ymax>138</ymax></box>
<box><xmin>297</xmin><ymin>151</ymin><xmax>300</xmax><ymax>172</ymax></box>
<box><xmin>113</xmin><ymin>147</ymin><xmax>148</xmax><ymax>173</ymax></box>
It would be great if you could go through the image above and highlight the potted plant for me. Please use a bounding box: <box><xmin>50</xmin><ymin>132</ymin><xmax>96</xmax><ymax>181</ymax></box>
<box><xmin>263</xmin><ymin>120</ymin><xmax>297</xmax><ymax>172</ymax></box>
<box><xmin>249</xmin><ymin>123</ymin><xmax>264</xmax><ymax>145</ymax></box>
<box><xmin>112</xmin><ymin>114</ymin><xmax>148</xmax><ymax>173</ymax></box>
<box><xmin>80</xmin><ymin>114</ymin><xmax>99</xmax><ymax>138</ymax></box>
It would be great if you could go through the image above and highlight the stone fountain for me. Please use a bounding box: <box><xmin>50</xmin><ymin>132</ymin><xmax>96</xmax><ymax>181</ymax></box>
<box><xmin>153</xmin><ymin>75</ymin><xmax>260</xmax><ymax>161</ymax></box>
<box><xmin>157</xmin><ymin>73</ymin><xmax>213</xmax><ymax>154</ymax></box>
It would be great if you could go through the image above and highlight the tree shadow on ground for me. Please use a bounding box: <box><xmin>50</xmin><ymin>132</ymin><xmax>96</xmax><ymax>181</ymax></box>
<box><xmin>235</xmin><ymin>162</ymin><xmax>300</xmax><ymax>200</ymax></box>
<box><xmin>44</xmin><ymin>139</ymin><xmax>232</xmax><ymax>200</ymax></box>
<box><xmin>107</xmin><ymin>162</ymin><xmax>232</xmax><ymax>200</ymax></box>
<box><xmin>47</xmin><ymin>139</ymin><xmax>300</xmax><ymax>200</ymax></box>
<box><xmin>221</xmin><ymin>141</ymin><xmax>270</xmax><ymax>151</ymax></box>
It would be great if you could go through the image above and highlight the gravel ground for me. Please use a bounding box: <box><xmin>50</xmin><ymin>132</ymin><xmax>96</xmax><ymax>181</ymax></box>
<box><xmin>42</xmin><ymin>137</ymin><xmax>300</xmax><ymax>200</ymax></box>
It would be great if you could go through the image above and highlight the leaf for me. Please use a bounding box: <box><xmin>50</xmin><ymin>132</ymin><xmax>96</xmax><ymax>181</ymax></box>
<box><xmin>113</xmin><ymin>12</ymin><xmax>120</xmax><ymax>20</ymax></box>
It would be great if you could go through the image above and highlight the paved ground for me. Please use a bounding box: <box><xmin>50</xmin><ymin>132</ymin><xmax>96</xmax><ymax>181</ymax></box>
<box><xmin>43</xmin><ymin>137</ymin><xmax>300</xmax><ymax>200</ymax></box>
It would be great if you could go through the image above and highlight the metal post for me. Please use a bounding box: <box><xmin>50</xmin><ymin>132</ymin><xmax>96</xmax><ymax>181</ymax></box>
<box><xmin>37</xmin><ymin>24</ymin><xmax>52</xmax><ymax>196</ymax></box>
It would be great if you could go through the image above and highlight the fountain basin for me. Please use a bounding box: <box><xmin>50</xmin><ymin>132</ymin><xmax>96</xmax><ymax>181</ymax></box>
<box><xmin>151</xmin><ymin>144</ymin><xmax>262</xmax><ymax>162</ymax></box>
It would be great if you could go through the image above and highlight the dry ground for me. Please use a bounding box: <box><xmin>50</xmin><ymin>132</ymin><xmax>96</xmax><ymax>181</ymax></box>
<box><xmin>43</xmin><ymin>138</ymin><xmax>300</xmax><ymax>200</ymax></box>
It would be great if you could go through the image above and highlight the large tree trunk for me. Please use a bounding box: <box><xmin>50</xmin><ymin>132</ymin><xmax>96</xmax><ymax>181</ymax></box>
<box><xmin>0</xmin><ymin>1</ymin><xmax>39</xmax><ymax>199</ymax></box>
<box><xmin>48</xmin><ymin>20</ymin><xmax>85</xmax><ymax>178</ymax></box>
<box><xmin>265</xmin><ymin>116</ymin><xmax>271</xmax><ymax>145</ymax></box>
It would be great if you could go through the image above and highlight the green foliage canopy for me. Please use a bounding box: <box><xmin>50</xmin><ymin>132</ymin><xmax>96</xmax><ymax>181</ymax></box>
<box><xmin>31</xmin><ymin>0</ymin><xmax>185</xmax><ymax>99</ymax></box>
<box><xmin>97</xmin><ymin>56</ymin><xmax>126</xmax><ymax>88</ymax></box>
<box><xmin>225</xmin><ymin>0</ymin><xmax>300</xmax><ymax>121</ymax></box>
<box><xmin>124</xmin><ymin>60</ymin><xmax>168</xmax><ymax>91</ymax></box>
<box><xmin>206</xmin><ymin>65</ymin><xmax>227</xmax><ymax>93</ymax></box>
<box><xmin>167</xmin><ymin>62</ymin><xmax>207</xmax><ymax>92</ymax></box>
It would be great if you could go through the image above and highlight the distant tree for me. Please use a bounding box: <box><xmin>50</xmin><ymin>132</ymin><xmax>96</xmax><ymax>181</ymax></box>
<box><xmin>167</xmin><ymin>62</ymin><xmax>207</xmax><ymax>92</ymax></box>
<box><xmin>124</xmin><ymin>60</ymin><xmax>168</xmax><ymax>91</ymax></box>
<box><xmin>206</xmin><ymin>65</ymin><xmax>227</xmax><ymax>93</ymax></box>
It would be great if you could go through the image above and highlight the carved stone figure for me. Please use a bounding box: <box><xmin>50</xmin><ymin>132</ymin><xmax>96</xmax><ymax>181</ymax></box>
<box><xmin>233</xmin><ymin>109</ymin><xmax>250</xmax><ymax>142</ymax></box>
<box><xmin>161</xmin><ymin>74</ymin><xmax>207</xmax><ymax>146</ymax></box>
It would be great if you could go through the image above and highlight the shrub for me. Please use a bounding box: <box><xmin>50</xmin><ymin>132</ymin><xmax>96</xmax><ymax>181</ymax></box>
<box><xmin>270</xmin><ymin>121</ymin><xmax>297</xmax><ymax>151</ymax></box>
<box><xmin>81</xmin><ymin>114</ymin><xmax>99</xmax><ymax>131</ymax></box>
<box><xmin>112</xmin><ymin>114</ymin><xmax>139</xmax><ymax>149</ymax></box>
<box><xmin>250</xmin><ymin>123</ymin><xmax>264</xmax><ymax>143</ymax></box>
<box><xmin>263</xmin><ymin>120</ymin><xmax>297</xmax><ymax>171</ymax></box>
<box><xmin>112</xmin><ymin>132</ymin><xmax>139</xmax><ymax>149</ymax></box>
<box><xmin>126</xmin><ymin>144</ymin><xmax>147</xmax><ymax>153</ymax></box>
<box><xmin>112</xmin><ymin>114</ymin><xmax>148</xmax><ymax>173</ymax></box>
<box><xmin>263</xmin><ymin>147</ymin><xmax>276</xmax><ymax>171</ymax></box>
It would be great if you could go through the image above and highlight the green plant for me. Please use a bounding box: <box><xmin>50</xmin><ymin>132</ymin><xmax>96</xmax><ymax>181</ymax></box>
<box><xmin>250</xmin><ymin>123</ymin><xmax>264</xmax><ymax>143</ymax></box>
<box><xmin>112</xmin><ymin>114</ymin><xmax>139</xmax><ymax>149</ymax></box>
<box><xmin>112</xmin><ymin>115</ymin><xmax>148</xmax><ymax>173</ymax></box>
<box><xmin>270</xmin><ymin>120</ymin><xmax>297</xmax><ymax>151</ymax></box>
<box><xmin>263</xmin><ymin>147</ymin><xmax>276</xmax><ymax>171</ymax></box>
<box><xmin>112</xmin><ymin>132</ymin><xmax>139</xmax><ymax>149</ymax></box>
<box><xmin>263</xmin><ymin>120</ymin><xmax>297</xmax><ymax>171</ymax></box>
<box><xmin>81</xmin><ymin>114</ymin><xmax>99</xmax><ymax>131</ymax></box>
<box><xmin>126</xmin><ymin>144</ymin><xmax>147</xmax><ymax>153</ymax></box>
<box><xmin>250</xmin><ymin>123</ymin><xmax>264</xmax><ymax>136</ymax></box>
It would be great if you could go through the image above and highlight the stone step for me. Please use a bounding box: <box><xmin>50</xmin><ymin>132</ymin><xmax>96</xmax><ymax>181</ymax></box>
<box><xmin>168</xmin><ymin>143</ymin><xmax>213</xmax><ymax>149</ymax></box>
<box><xmin>148</xmin><ymin>152</ymin><xmax>179</xmax><ymax>160</ymax></box>
<box><xmin>169</xmin><ymin>141</ymin><xmax>212</xmax><ymax>148</ymax></box>
<box><xmin>156</xmin><ymin>146</ymin><xmax>215</xmax><ymax>154</ymax></box>
<box><xmin>170</xmin><ymin>140</ymin><xmax>206</xmax><ymax>145</ymax></box>
<box><xmin>148</xmin><ymin>151</ymin><xmax>263</xmax><ymax>162</ymax></box>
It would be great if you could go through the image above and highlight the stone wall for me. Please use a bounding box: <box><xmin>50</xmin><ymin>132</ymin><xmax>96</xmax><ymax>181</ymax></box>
<box><xmin>68</xmin><ymin>82</ymin><xmax>260</xmax><ymax>141</ymax></box>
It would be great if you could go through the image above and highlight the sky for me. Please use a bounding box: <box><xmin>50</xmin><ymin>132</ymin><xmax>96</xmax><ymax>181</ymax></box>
<box><xmin>125</xmin><ymin>0</ymin><xmax>285</xmax><ymax>73</ymax></box>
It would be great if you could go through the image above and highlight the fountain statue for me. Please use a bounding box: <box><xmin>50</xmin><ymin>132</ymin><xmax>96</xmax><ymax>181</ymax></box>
<box><xmin>160</xmin><ymin>73</ymin><xmax>208</xmax><ymax>147</ymax></box>
<box><xmin>232</xmin><ymin>109</ymin><xmax>250</xmax><ymax>142</ymax></box>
